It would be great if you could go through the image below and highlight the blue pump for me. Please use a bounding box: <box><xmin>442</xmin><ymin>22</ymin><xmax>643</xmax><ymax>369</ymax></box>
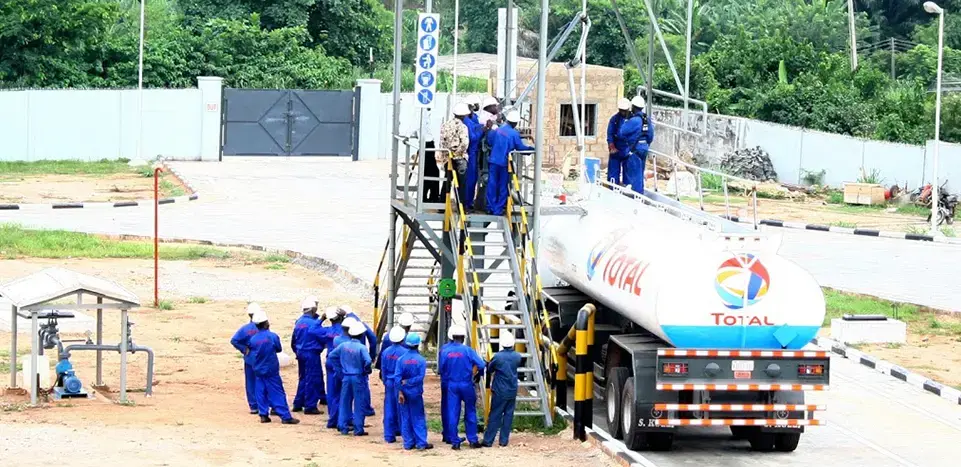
<box><xmin>53</xmin><ymin>355</ymin><xmax>88</xmax><ymax>399</ymax></box>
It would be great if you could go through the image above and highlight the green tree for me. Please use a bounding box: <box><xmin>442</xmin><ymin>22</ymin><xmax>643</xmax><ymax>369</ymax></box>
<box><xmin>307</xmin><ymin>0</ymin><xmax>393</xmax><ymax>67</ymax></box>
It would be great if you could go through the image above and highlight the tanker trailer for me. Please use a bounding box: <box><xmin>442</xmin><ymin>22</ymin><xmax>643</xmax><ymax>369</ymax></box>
<box><xmin>538</xmin><ymin>183</ymin><xmax>830</xmax><ymax>452</ymax></box>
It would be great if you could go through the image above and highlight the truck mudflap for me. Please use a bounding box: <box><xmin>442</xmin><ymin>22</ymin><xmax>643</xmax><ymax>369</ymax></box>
<box><xmin>649</xmin><ymin>348</ymin><xmax>830</xmax><ymax>429</ymax></box>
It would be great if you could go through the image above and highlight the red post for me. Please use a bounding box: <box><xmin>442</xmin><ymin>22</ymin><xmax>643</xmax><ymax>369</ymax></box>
<box><xmin>154</xmin><ymin>167</ymin><xmax>164</xmax><ymax>307</ymax></box>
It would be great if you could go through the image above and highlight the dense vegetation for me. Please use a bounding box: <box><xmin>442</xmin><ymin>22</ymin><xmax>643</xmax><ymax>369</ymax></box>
<box><xmin>1</xmin><ymin>0</ymin><xmax>959</xmax><ymax>143</ymax></box>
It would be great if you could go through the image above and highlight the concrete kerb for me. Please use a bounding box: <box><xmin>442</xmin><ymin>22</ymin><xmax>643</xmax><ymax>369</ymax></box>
<box><xmin>96</xmin><ymin>234</ymin><xmax>374</xmax><ymax>301</ymax></box>
<box><xmin>812</xmin><ymin>336</ymin><xmax>961</xmax><ymax>406</ymax></box>
<box><xmin>0</xmin><ymin>162</ymin><xmax>199</xmax><ymax>210</ymax></box>
<box><xmin>554</xmin><ymin>407</ymin><xmax>659</xmax><ymax>467</ymax></box>
<box><xmin>721</xmin><ymin>215</ymin><xmax>961</xmax><ymax>244</ymax></box>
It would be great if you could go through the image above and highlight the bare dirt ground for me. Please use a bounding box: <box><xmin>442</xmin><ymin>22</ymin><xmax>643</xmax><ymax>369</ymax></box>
<box><xmin>0</xmin><ymin>173</ymin><xmax>188</xmax><ymax>204</ymax></box>
<box><xmin>0</xmin><ymin>257</ymin><xmax>612</xmax><ymax>467</ymax></box>
<box><xmin>820</xmin><ymin>316</ymin><xmax>961</xmax><ymax>390</ymax></box>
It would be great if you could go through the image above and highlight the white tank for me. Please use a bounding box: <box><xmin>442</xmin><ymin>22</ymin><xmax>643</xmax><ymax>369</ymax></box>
<box><xmin>539</xmin><ymin>187</ymin><xmax>825</xmax><ymax>350</ymax></box>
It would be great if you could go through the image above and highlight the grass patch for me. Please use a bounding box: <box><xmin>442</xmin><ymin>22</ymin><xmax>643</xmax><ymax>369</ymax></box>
<box><xmin>265</xmin><ymin>263</ymin><xmax>286</xmax><ymax>270</ymax></box>
<box><xmin>263</xmin><ymin>254</ymin><xmax>291</xmax><ymax>263</ymax></box>
<box><xmin>0</xmin><ymin>159</ymin><xmax>132</xmax><ymax>176</ymax></box>
<box><xmin>942</xmin><ymin>227</ymin><xmax>957</xmax><ymax>237</ymax></box>
<box><xmin>831</xmin><ymin>221</ymin><xmax>858</xmax><ymax>228</ymax></box>
<box><xmin>822</xmin><ymin>288</ymin><xmax>961</xmax><ymax>337</ymax></box>
<box><xmin>0</xmin><ymin>350</ymin><xmax>26</xmax><ymax>373</ymax></box>
<box><xmin>1</xmin><ymin>402</ymin><xmax>27</xmax><ymax>412</ymax></box>
<box><xmin>157</xmin><ymin>300</ymin><xmax>175</xmax><ymax>310</ymax></box>
<box><xmin>0</xmin><ymin>224</ymin><xmax>234</xmax><ymax>260</ymax></box>
<box><xmin>136</xmin><ymin>165</ymin><xmax>155</xmax><ymax>178</ymax></box>
<box><xmin>511</xmin><ymin>404</ymin><xmax>568</xmax><ymax>435</ymax></box>
<box><xmin>159</xmin><ymin>179</ymin><xmax>186</xmax><ymax>198</ymax></box>
<box><xmin>895</xmin><ymin>204</ymin><xmax>931</xmax><ymax>217</ymax></box>
<box><xmin>826</xmin><ymin>191</ymin><xmax>844</xmax><ymax>204</ymax></box>
<box><xmin>700</xmin><ymin>172</ymin><xmax>725</xmax><ymax>191</ymax></box>
<box><xmin>188</xmin><ymin>297</ymin><xmax>208</xmax><ymax>304</ymax></box>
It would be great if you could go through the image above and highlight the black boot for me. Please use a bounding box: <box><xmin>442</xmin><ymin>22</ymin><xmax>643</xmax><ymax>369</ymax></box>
<box><xmin>291</xmin><ymin>407</ymin><xmax>303</xmax><ymax>413</ymax></box>
<box><xmin>259</xmin><ymin>415</ymin><xmax>270</xmax><ymax>423</ymax></box>
<box><xmin>281</xmin><ymin>418</ymin><xmax>301</xmax><ymax>425</ymax></box>
<box><xmin>303</xmin><ymin>408</ymin><xmax>322</xmax><ymax>415</ymax></box>
<box><xmin>249</xmin><ymin>409</ymin><xmax>258</xmax><ymax>415</ymax></box>
<box><xmin>469</xmin><ymin>442</ymin><xmax>483</xmax><ymax>449</ymax></box>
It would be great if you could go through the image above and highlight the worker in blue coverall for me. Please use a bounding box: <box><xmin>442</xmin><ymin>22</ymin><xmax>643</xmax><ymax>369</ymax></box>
<box><xmin>618</xmin><ymin>95</ymin><xmax>656</xmax><ymax>193</ymax></box>
<box><xmin>229</xmin><ymin>303</ymin><xmax>262</xmax><ymax>414</ymax></box>
<box><xmin>330</xmin><ymin>322</ymin><xmax>373</xmax><ymax>436</ymax></box>
<box><xmin>439</xmin><ymin>325</ymin><xmax>486</xmax><ymax>450</ymax></box>
<box><xmin>607</xmin><ymin>97</ymin><xmax>633</xmax><ymax>186</ymax></box>
<box><xmin>438</xmin><ymin>326</ymin><xmax>455</xmax><ymax>444</ymax></box>
<box><xmin>247</xmin><ymin>308</ymin><xmax>300</xmax><ymax>425</ymax></box>
<box><xmin>291</xmin><ymin>296</ymin><xmax>324</xmax><ymax>413</ymax></box>
<box><xmin>395</xmin><ymin>333</ymin><xmax>434</xmax><ymax>450</ymax></box>
<box><xmin>482</xmin><ymin>332</ymin><xmax>522</xmax><ymax>446</ymax></box>
<box><xmin>486</xmin><ymin>110</ymin><xmax>533</xmax><ymax>216</ymax></box>
<box><xmin>463</xmin><ymin>101</ymin><xmax>485</xmax><ymax>211</ymax></box>
<box><xmin>323</xmin><ymin>307</ymin><xmax>348</xmax><ymax>429</ymax></box>
<box><xmin>376</xmin><ymin>326</ymin><xmax>408</xmax><ymax>443</ymax></box>
<box><xmin>340</xmin><ymin>307</ymin><xmax>377</xmax><ymax>417</ymax></box>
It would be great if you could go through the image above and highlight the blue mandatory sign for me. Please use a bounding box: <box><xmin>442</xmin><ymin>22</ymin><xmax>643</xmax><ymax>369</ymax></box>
<box><xmin>419</xmin><ymin>35</ymin><xmax>436</xmax><ymax>52</ymax></box>
<box><xmin>420</xmin><ymin>16</ymin><xmax>438</xmax><ymax>33</ymax></box>
<box><xmin>417</xmin><ymin>71</ymin><xmax>435</xmax><ymax>88</ymax></box>
<box><xmin>417</xmin><ymin>89</ymin><xmax>434</xmax><ymax>105</ymax></box>
<box><xmin>418</xmin><ymin>53</ymin><xmax>436</xmax><ymax>69</ymax></box>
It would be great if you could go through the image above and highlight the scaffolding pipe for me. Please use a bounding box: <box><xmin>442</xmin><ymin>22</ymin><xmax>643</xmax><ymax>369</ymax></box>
<box><xmin>611</xmin><ymin>0</ymin><xmax>648</xmax><ymax>87</ymax></box>
<box><xmin>512</xmin><ymin>15</ymin><xmax>582</xmax><ymax>107</ymax></box>
<box><xmin>643</xmin><ymin>0</ymin><xmax>684</xmax><ymax>95</ymax></box>
<box><xmin>387</xmin><ymin>0</ymin><xmax>403</xmax><ymax>330</ymax></box>
<box><xmin>534</xmin><ymin>0</ymin><xmax>547</xmax><ymax>253</ymax></box>
<box><xmin>579</xmin><ymin>0</ymin><xmax>588</xmax><ymax>183</ymax></box>
<box><xmin>683</xmin><ymin>0</ymin><xmax>694</xmax><ymax>125</ymax></box>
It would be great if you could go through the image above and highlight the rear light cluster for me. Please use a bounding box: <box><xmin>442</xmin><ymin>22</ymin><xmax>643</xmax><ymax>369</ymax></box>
<box><xmin>662</xmin><ymin>362</ymin><xmax>688</xmax><ymax>375</ymax></box>
<box><xmin>798</xmin><ymin>364</ymin><xmax>825</xmax><ymax>377</ymax></box>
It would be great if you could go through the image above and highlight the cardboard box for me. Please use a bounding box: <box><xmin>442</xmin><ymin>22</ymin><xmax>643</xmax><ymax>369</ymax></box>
<box><xmin>843</xmin><ymin>182</ymin><xmax>886</xmax><ymax>205</ymax></box>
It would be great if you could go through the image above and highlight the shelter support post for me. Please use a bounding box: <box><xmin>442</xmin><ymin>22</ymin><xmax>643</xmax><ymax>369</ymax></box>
<box><xmin>120</xmin><ymin>309</ymin><xmax>129</xmax><ymax>402</ymax></box>
<box><xmin>30</xmin><ymin>311</ymin><xmax>38</xmax><ymax>405</ymax></box>
<box><xmin>9</xmin><ymin>305</ymin><xmax>16</xmax><ymax>388</ymax></box>
<box><xmin>96</xmin><ymin>297</ymin><xmax>103</xmax><ymax>386</ymax></box>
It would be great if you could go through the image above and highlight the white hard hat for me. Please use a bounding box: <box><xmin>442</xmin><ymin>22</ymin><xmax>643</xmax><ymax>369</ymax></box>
<box><xmin>453</xmin><ymin>102</ymin><xmax>471</xmax><ymax>117</ymax></box>
<box><xmin>338</xmin><ymin>305</ymin><xmax>354</xmax><ymax>316</ymax></box>
<box><xmin>389</xmin><ymin>326</ymin><xmax>407</xmax><ymax>343</ymax></box>
<box><xmin>617</xmin><ymin>98</ymin><xmax>631</xmax><ymax>110</ymax></box>
<box><xmin>323</xmin><ymin>307</ymin><xmax>337</xmax><ymax>320</ymax></box>
<box><xmin>399</xmin><ymin>312</ymin><xmax>415</xmax><ymax>327</ymax></box>
<box><xmin>447</xmin><ymin>326</ymin><xmax>455</xmax><ymax>340</ymax></box>
<box><xmin>246</xmin><ymin>302</ymin><xmax>262</xmax><ymax>316</ymax></box>
<box><xmin>482</xmin><ymin>96</ymin><xmax>499</xmax><ymax>108</ymax></box>
<box><xmin>466</xmin><ymin>95</ymin><xmax>481</xmax><ymax>106</ymax></box>
<box><xmin>506</xmin><ymin>110</ymin><xmax>521</xmax><ymax>124</ymax></box>
<box><xmin>251</xmin><ymin>309</ymin><xmax>269</xmax><ymax>324</ymax></box>
<box><xmin>450</xmin><ymin>325</ymin><xmax>467</xmax><ymax>337</ymax></box>
<box><xmin>348</xmin><ymin>322</ymin><xmax>366</xmax><ymax>337</ymax></box>
<box><xmin>301</xmin><ymin>296</ymin><xmax>317</xmax><ymax>311</ymax></box>
<box><xmin>631</xmin><ymin>95</ymin><xmax>646</xmax><ymax>109</ymax></box>
<box><xmin>342</xmin><ymin>317</ymin><xmax>359</xmax><ymax>329</ymax></box>
<box><xmin>499</xmin><ymin>331</ymin><xmax>515</xmax><ymax>349</ymax></box>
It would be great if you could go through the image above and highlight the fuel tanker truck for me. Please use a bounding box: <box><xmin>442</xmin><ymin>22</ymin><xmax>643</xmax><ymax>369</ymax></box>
<box><xmin>538</xmin><ymin>182</ymin><xmax>830</xmax><ymax>453</ymax></box>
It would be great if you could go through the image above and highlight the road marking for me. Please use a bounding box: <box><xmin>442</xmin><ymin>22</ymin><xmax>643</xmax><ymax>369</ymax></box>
<box><xmin>834</xmin><ymin>371</ymin><xmax>961</xmax><ymax>433</ymax></box>
<box><xmin>828</xmin><ymin>419</ymin><xmax>921</xmax><ymax>467</ymax></box>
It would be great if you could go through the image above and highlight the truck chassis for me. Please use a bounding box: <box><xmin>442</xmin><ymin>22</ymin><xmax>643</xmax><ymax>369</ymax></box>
<box><xmin>543</xmin><ymin>286</ymin><xmax>830</xmax><ymax>452</ymax></box>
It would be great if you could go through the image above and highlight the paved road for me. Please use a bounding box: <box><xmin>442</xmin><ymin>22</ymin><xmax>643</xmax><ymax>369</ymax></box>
<box><xmin>0</xmin><ymin>159</ymin><xmax>959</xmax><ymax>311</ymax></box>
<box><xmin>587</xmin><ymin>354</ymin><xmax>961</xmax><ymax>467</ymax></box>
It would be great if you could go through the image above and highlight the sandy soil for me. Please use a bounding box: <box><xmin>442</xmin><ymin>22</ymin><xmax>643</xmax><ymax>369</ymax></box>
<box><xmin>0</xmin><ymin>257</ymin><xmax>612</xmax><ymax>467</ymax></box>
<box><xmin>0</xmin><ymin>173</ymin><xmax>188</xmax><ymax>203</ymax></box>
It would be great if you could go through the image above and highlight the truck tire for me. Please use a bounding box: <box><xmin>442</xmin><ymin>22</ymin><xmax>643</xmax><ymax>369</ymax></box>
<box><xmin>621</xmin><ymin>376</ymin><xmax>645</xmax><ymax>450</ymax></box>
<box><xmin>775</xmin><ymin>432</ymin><xmax>801</xmax><ymax>452</ymax></box>
<box><xmin>606</xmin><ymin>368</ymin><xmax>630</xmax><ymax>439</ymax></box>
<box><xmin>749</xmin><ymin>432</ymin><xmax>776</xmax><ymax>452</ymax></box>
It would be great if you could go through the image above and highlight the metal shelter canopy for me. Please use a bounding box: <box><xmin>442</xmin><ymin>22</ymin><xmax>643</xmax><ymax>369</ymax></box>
<box><xmin>1</xmin><ymin>267</ymin><xmax>141</xmax><ymax>405</ymax></box>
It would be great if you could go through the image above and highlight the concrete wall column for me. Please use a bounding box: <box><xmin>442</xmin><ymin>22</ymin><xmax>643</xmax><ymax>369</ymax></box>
<box><xmin>356</xmin><ymin>79</ymin><xmax>383</xmax><ymax>160</ymax></box>
<box><xmin>197</xmin><ymin>76</ymin><xmax>224</xmax><ymax>161</ymax></box>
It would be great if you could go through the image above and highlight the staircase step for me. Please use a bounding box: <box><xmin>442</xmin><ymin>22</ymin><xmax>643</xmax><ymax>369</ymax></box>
<box><xmin>481</xmin><ymin>324</ymin><xmax>526</xmax><ymax>330</ymax></box>
<box><xmin>399</xmin><ymin>274</ymin><xmax>436</xmax><ymax>279</ymax></box>
<box><xmin>470</xmin><ymin>242</ymin><xmax>508</xmax><ymax>247</ymax></box>
<box><xmin>471</xmin><ymin>255</ymin><xmax>510</xmax><ymax>260</ymax></box>
<box><xmin>394</xmin><ymin>302</ymin><xmax>433</xmax><ymax>307</ymax></box>
<box><xmin>466</xmin><ymin>228</ymin><xmax>505</xmax><ymax>234</ymax></box>
<box><xmin>405</xmin><ymin>265</ymin><xmax>436</xmax><ymax>270</ymax></box>
<box><xmin>518</xmin><ymin>381</ymin><xmax>539</xmax><ymax>387</ymax></box>
<box><xmin>513</xmin><ymin>411</ymin><xmax>546</xmax><ymax>416</ymax></box>
<box><xmin>485</xmin><ymin>310</ymin><xmax>524</xmax><ymax>316</ymax></box>
<box><xmin>516</xmin><ymin>396</ymin><xmax>542</xmax><ymax>403</ymax></box>
<box><xmin>395</xmin><ymin>292</ymin><xmax>434</xmax><ymax>297</ymax></box>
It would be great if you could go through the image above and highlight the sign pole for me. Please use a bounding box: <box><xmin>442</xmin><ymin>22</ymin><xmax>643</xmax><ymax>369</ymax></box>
<box><xmin>154</xmin><ymin>166</ymin><xmax>163</xmax><ymax>307</ymax></box>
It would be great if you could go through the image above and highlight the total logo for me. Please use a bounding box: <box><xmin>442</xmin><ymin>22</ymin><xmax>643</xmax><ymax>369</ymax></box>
<box><xmin>714</xmin><ymin>253</ymin><xmax>771</xmax><ymax>310</ymax></box>
<box><xmin>586</xmin><ymin>227</ymin><xmax>631</xmax><ymax>280</ymax></box>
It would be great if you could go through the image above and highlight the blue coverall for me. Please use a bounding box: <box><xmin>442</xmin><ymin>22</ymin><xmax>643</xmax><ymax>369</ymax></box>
<box><xmin>394</xmin><ymin>347</ymin><xmax>430</xmax><ymax>450</ymax></box>
<box><xmin>483</xmin><ymin>348</ymin><xmax>522</xmax><ymax>446</ymax></box>
<box><xmin>230</xmin><ymin>321</ymin><xmax>260</xmax><ymax>412</ymax></box>
<box><xmin>439</xmin><ymin>341</ymin><xmax>486</xmax><ymax>447</ymax></box>
<box><xmin>607</xmin><ymin>113</ymin><xmax>630</xmax><ymax>185</ymax></box>
<box><xmin>347</xmin><ymin>312</ymin><xmax>377</xmax><ymax>416</ymax></box>
<box><xmin>324</xmin><ymin>325</ymin><xmax>348</xmax><ymax>428</ymax></box>
<box><xmin>330</xmin><ymin>338</ymin><xmax>373</xmax><ymax>435</ymax></box>
<box><xmin>438</xmin><ymin>341</ymin><xmax>454</xmax><ymax>444</ymax></box>
<box><xmin>248</xmin><ymin>329</ymin><xmax>293</xmax><ymax>420</ymax></box>
<box><xmin>378</xmin><ymin>341</ymin><xmax>408</xmax><ymax>442</ymax></box>
<box><xmin>485</xmin><ymin>125</ymin><xmax>533</xmax><ymax>215</ymax></box>
<box><xmin>616</xmin><ymin>112</ymin><xmax>655</xmax><ymax>193</ymax></box>
<box><xmin>462</xmin><ymin>117</ymin><xmax>485</xmax><ymax>210</ymax></box>
<box><xmin>291</xmin><ymin>313</ymin><xmax>325</xmax><ymax>410</ymax></box>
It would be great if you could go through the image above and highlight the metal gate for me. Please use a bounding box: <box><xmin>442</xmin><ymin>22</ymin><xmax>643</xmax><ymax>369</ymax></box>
<box><xmin>221</xmin><ymin>89</ymin><xmax>357</xmax><ymax>157</ymax></box>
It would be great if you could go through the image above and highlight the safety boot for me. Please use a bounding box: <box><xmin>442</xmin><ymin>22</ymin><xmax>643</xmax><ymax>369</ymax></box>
<box><xmin>281</xmin><ymin>418</ymin><xmax>301</xmax><ymax>425</ymax></box>
<box><xmin>259</xmin><ymin>415</ymin><xmax>271</xmax><ymax>423</ymax></box>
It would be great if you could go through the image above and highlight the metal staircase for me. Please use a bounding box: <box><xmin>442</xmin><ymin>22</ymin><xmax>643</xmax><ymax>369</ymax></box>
<box><xmin>374</xmin><ymin>220</ymin><xmax>442</xmax><ymax>342</ymax></box>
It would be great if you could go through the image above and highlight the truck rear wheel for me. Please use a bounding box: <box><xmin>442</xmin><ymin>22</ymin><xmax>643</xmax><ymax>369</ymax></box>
<box><xmin>775</xmin><ymin>432</ymin><xmax>801</xmax><ymax>452</ymax></box>
<box><xmin>621</xmin><ymin>376</ymin><xmax>644</xmax><ymax>450</ymax></box>
<box><xmin>606</xmin><ymin>368</ymin><xmax>630</xmax><ymax>439</ymax></box>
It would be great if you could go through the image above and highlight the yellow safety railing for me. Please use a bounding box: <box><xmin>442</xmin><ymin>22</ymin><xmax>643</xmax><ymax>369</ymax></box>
<box><xmin>506</xmin><ymin>151</ymin><xmax>558</xmax><ymax>414</ymax></box>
